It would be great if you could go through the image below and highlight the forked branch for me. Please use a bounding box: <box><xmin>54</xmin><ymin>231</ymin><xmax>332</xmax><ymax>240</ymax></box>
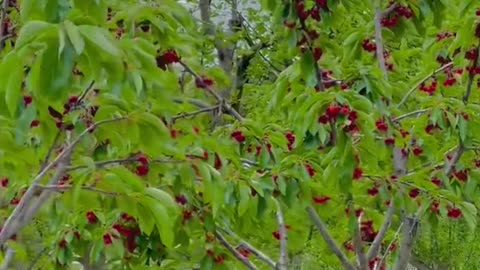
<box><xmin>306</xmin><ymin>206</ymin><xmax>356</xmax><ymax>270</ymax></box>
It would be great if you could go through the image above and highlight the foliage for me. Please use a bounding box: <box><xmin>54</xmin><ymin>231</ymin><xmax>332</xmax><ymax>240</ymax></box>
<box><xmin>1</xmin><ymin>0</ymin><xmax>480</xmax><ymax>269</ymax></box>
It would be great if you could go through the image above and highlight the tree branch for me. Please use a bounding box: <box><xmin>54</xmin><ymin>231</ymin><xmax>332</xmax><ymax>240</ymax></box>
<box><xmin>306</xmin><ymin>206</ymin><xmax>356</xmax><ymax>270</ymax></box>
<box><xmin>178</xmin><ymin>60</ymin><xmax>244</xmax><ymax>122</ymax></box>
<box><xmin>376</xmin><ymin>222</ymin><xmax>403</xmax><ymax>270</ymax></box>
<box><xmin>0</xmin><ymin>117</ymin><xmax>126</xmax><ymax>245</ymax></box>
<box><xmin>444</xmin><ymin>145</ymin><xmax>464</xmax><ymax>176</ymax></box>
<box><xmin>36</xmin><ymin>184</ymin><xmax>118</xmax><ymax>196</ymax></box>
<box><xmin>393</xmin><ymin>215</ymin><xmax>418</xmax><ymax>270</ymax></box>
<box><xmin>0</xmin><ymin>246</ymin><xmax>14</xmax><ymax>270</ymax></box>
<box><xmin>0</xmin><ymin>0</ymin><xmax>9</xmax><ymax>51</ymax></box>
<box><xmin>238</xmin><ymin>242</ymin><xmax>276</xmax><ymax>269</ymax></box>
<box><xmin>171</xmin><ymin>105</ymin><xmax>219</xmax><ymax>123</ymax></box>
<box><xmin>392</xmin><ymin>109</ymin><xmax>431</xmax><ymax>122</ymax></box>
<box><xmin>274</xmin><ymin>199</ymin><xmax>288</xmax><ymax>270</ymax></box>
<box><xmin>397</xmin><ymin>62</ymin><xmax>453</xmax><ymax>108</ymax></box>
<box><xmin>352</xmin><ymin>217</ymin><xmax>368</xmax><ymax>270</ymax></box>
<box><xmin>172</xmin><ymin>97</ymin><xmax>213</xmax><ymax>109</ymax></box>
<box><xmin>67</xmin><ymin>157</ymin><xmax>185</xmax><ymax>171</ymax></box>
<box><xmin>463</xmin><ymin>42</ymin><xmax>480</xmax><ymax>104</ymax></box>
<box><xmin>373</xmin><ymin>7</ymin><xmax>387</xmax><ymax>79</ymax></box>
<box><xmin>217</xmin><ymin>226</ymin><xmax>276</xmax><ymax>268</ymax></box>
<box><xmin>213</xmin><ymin>231</ymin><xmax>258</xmax><ymax>270</ymax></box>
<box><xmin>367</xmin><ymin>201</ymin><xmax>395</xmax><ymax>261</ymax></box>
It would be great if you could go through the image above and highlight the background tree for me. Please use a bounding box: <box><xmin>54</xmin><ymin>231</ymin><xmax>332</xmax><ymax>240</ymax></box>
<box><xmin>1</xmin><ymin>0</ymin><xmax>480</xmax><ymax>269</ymax></box>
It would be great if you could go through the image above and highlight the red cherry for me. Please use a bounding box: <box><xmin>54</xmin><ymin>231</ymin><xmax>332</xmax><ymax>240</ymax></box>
<box><xmin>304</xmin><ymin>163</ymin><xmax>316</xmax><ymax>176</ymax></box>
<box><xmin>163</xmin><ymin>50</ymin><xmax>180</xmax><ymax>64</ymax></box>
<box><xmin>195</xmin><ymin>75</ymin><xmax>214</xmax><ymax>89</ymax></box>
<box><xmin>443</xmin><ymin>77</ymin><xmax>456</xmax><ymax>86</ymax></box>
<box><xmin>238</xmin><ymin>247</ymin><xmax>250</xmax><ymax>258</ymax></box>
<box><xmin>214</xmin><ymin>254</ymin><xmax>225</xmax><ymax>264</ymax></box>
<box><xmin>326</xmin><ymin>105</ymin><xmax>342</xmax><ymax>119</ymax></box>
<box><xmin>231</xmin><ymin>130</ymin><xmax>246</xmax><ymax>143</ymax></box>
<box><xmin>175</xmin><ymin>195</ymin><xmax>187</xmax><ymax>205</ymax></box>
<box><xmin>431</xmin><ymin>177</ymin><xmax>441</xmax><ymax>186</ymax></box>
<box><xmin>430</xmin><ymin>201</ymin><xmax>440</xmax><ymax>214</ymax></box>
<box><xmin>1</xmin><ymin>177</ymin><xmax>8</xmax><ymax>187</ymax></box>
<box><xmin>313</xmin><ymin>47</ymin><xmax>322</xmax><ymax>61</ymax></box>
<box><xmin>367</xmin><ymin>187</ymin><xmax>379</xmax><ymax>196</ymax></box>
<box><xmin>447</xmin><ymin>207</ymin><xmax>462</xmax><ymax>219</ymax></box>
<box><xmin>412</xmin><ymin>146</ymin><xmax>423</xmax><ymax>156</ymax></box>
<box><xmin>23</xmin><ymin>95</ymin><xmax>32</xmax><ymax>106</ymax></box>
<box><xmin>384</xmin><ymin>138</ymin><xmax>395</xmax><ymax>145</ymax></box>
<box><xmin>86</xmin><ymin>211</ymin><xmax>98</xmax><ymax>224</ymax></box>
<box><xmin>318</xmin><ymin>114</ymin><xmax>330</xmax><ymax>124</ymax></box>
<box><xmin>375</xmin><ymin>119</ymin><xmax>388</xmax><ymax>132</ymax></box>
<box><xmin>465</xmin><ymin>48</ymin><xmax>478</xmax><ymax>60</ymax></box>
<box><xmin>353</xmin><ymin>167</ymin><xmax>363</xmax><ymax>180</ymax></box>
<box><xmin>137</xmin><ymin>154</ymin><xmax>148</xmax><ymax>165</ymax></box>
<box><xmin>343</xmin><ymin>241</ymin><xmax>354</xmax><ymax>252</ymax></box>
<box><xmin>103</xmin><ymin>233</ymin><xmax>113</xmax><ymax>245</ymax></box>
<box><xmin>313</xmin><ymin>196</ymin><xmax>331</xmax><ymax>204</ymax></box>
<box><xmin>214</xmin><ymin>153</ymin><xmax>222</xmax><ymax>169</ymax></box>
<box><xmin>408</xmin><ymin>189</ymin><xmax>420</xmax><ymax>198</ymax></box>
<box><xmin>58</xmin><ymin>239</ymin><xmax>67</xmax><ymax>248</ymax></box>
<box><xmin>135</xmin><ymin>165</ymin><xmax>149</xmax><ymax>176</ymax></box>
<box><xmin>68</xmin><ymin>95</ymin><xmax>79</xmax><ymax>104</ymax></box>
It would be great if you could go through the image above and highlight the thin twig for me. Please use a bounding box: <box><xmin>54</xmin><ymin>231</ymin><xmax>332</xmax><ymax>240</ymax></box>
<box><xmin>213</xmin><ymin>231</ymin><xmax>258</xmax><ymax>270</ymax></box>
<box><xmin>297</xmin><ymin>15</ymin><xmax>324</xmax><ymax>91</ymax></box>
<box><xmin>78</xmin><ymin>80</ymin><xmax>95</xmax><ymax>103</ymax></box>
<box><xmin>274</xmin><ymin>199</ymin><xmax>288</xmax><ymax>270</ymax></box>
<box><xmin>374</xmin><ymin>6</ymin><xmax>387</xmax><ymax>79</ymax></box>
<box><xmin>352</xmin><ymin>214</ymin><xmax>368</xmax><ymax>270</ymax></box>
<box><xmin>172</xmin><ymin>97</ymin><xmax>213</xmax><ymax>109</ymax></box>
<box><xmin>27</xmin><ymin>247</ymin><xmax>47</xmax><ymax>270</ymax></box>
<box><xmin>0</xmin><ymin>0</ymin><xmax>9</xmax><ymax>51</ymax></box>
<box><xmin>463</xmin><ymin>43</ymin><xmax>480</xmax><ymax>104</ymax></box>
<box><xmin>382</xmin><ymin>3</ymin><xmax>399</xmax><ymax>17</ymax></box>
<box><xmin>392</xmin><ymin>109</ymin><xmax>431</xmax><ymax>122</ymax></box>
<box><xmin>67</xmin><ymin>157</ymin><xmax>185</xmax><ymax>171</ymax></box>
<box><xmin>367</xmin><ymin>200</ymin><xmax>395</xmax><ymax>261</ymax></box>
<box><xmin>306</xmin><ymin>206</ymin><xmax>356</xmax><ymax>270</ymax></box>
<box><xmin>218</xmin><ymin>227</ymin><xmax>276</xmax><ymax>268</ymax></box>
<box><xmin>36</xmin><ymin>184</ymin><xmax>118</xmax><ymax>196</ymax></box>
<box><xmin>39</xmin><ymin>131</ymin><xmax>62</xmax><ymax>171</ymax></box>
<box><xmin>171</xmin><ymin>105</ymin><xmax>219</xmax><ymax>122</ymax></box>
<box><xmin>376</xmin><ymin>222</ymin><xmax>403</xmax><ymax>270</ymax></box>
<box><xmin>444</xmin><ymin>144</ymin><xmax>464</xmax><ymax>176</ymax></box>
<box><xmin>178</xmin><ymin>60</ymin><xmax>244</xmax><ymax>122</ymax></box>
<box><xmin>238</xmin><ymin>242</ymin><xmax>276</xmax><ymax>269</ymax></box>
<box><xmin>397</xmin><ymin>62</ymin><xmax>453</xmax><ymax>108</ymax></box>
<box><xmin>0</xmin><ymin>246</ymin><xmax>14</xmax><ymax>270</ymax></box>
<box><xmin>0</xmin><ymin>117</ymin><xmax>126</xmax><ymax>245</ymax></box>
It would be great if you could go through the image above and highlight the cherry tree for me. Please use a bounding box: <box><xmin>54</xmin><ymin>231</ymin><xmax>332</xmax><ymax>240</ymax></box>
<box><xmin>1</xmin><ymin>0</ymin><xmax>480</xmax><ymax>269</ymax></box>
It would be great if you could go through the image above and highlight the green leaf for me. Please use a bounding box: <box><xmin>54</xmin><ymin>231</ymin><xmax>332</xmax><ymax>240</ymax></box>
<box><xmin>137</xmin><ymin>203</ymin><xmax>155</xmax><ymax>235</ymax></box>
<box><xmin>5</xmin><ymin>55</ymin><xmax>23</xmax><ymax>117</ymax></box>
<box><xmin>300</xmin><ymin>52</ymin><xmax>317</xmax><ymax>87</ymax></box>
<box><xmin>237</xmin><ymin>185</ymin><xmax>250</xmax><ymax>216</ymax></box>
<box><xmin>460</xmin><ymin>201</ymin><xmax>477</xmax><ymax>231</ymax></box>
<box><xmin>111</xmin><ymin>167</ymin><xmax>145</xmax><ymax>193</ymax></box>
<box><xmin>145</xmin><ymin>187</ymin><xmax>177</xmax><ymax>211</ymax></box>
<box><xmin>78</xmin><ymin>25</ymin><xmax>122</xmax><ymax>57</ymax></box>
<box><xmin>15</xmin><ymin>20</ymin><xmax>56</xmax><ymax>49</ymax></box>
<box><xmin>458</xmin><ymin>116</ymin><xmax>468</xmax><ymax>143</ymax></box>
<box><xmin>143</xmin><ymin>197</ymin><xmax>174</xmax><ymax>248</ymax></box>
<box><xmin>64</xmin><ymin>20</ymin><xmax>85</xmax><ymax>55</ymax></box>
